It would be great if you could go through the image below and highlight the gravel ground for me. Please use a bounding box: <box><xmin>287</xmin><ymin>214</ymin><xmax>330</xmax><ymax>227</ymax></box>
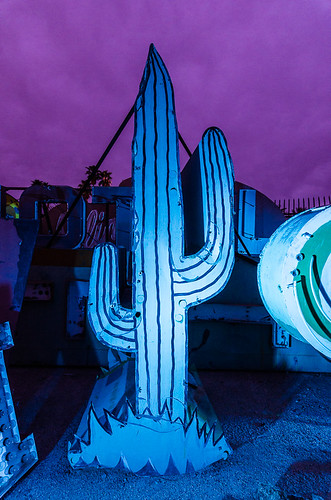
<box><xmin>3</xmin><ymin>368</ymin><xmax>330</xmax><ymax>500</ymax></box>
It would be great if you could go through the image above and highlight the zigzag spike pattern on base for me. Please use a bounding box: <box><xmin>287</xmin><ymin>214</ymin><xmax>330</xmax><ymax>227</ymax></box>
<box><xmin>68</xmin><ymin>400</ymin><xmax>231</xmax><ymax>475</ymax></box>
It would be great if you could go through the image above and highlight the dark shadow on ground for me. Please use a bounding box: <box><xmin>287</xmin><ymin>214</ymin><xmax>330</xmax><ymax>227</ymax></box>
<box><xmin>7</xmin><ymin>366</ymin><xmax>98</xmax><ymax>460</ymax></box>
<box><xmin>199</xmin><ymin>371</ymin><xmax>305</xmax><ymax>449</ymax></box>
<box><xmin>3</xmin><ymin>368</ymin><xmax>330</xmax><ymax>500</ymax></box>
<box><xmin>277</xmin><ymin>459</ymin><xmax>330</xmax><ymax>499</ymax></box>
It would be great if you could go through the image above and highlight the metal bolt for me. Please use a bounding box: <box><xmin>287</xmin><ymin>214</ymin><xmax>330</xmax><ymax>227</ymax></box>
<box><xmin>21</xmin><ymin>454</ymin><xmax>30</xmax><ymax>464</ymax></box>
<box><xmin>6</xmin><ymin>452</ymin><xmax>16</xmax><ymax>462</ymax></box>
<box><xmin>8</xmin><ymin>464</ymin><xmax>20</xmax><ymax>475</ymax></box>
<box><xmin>18</xmin><ymin>441</ymin><xmax>28</xmax><ymax>450</ymax></box>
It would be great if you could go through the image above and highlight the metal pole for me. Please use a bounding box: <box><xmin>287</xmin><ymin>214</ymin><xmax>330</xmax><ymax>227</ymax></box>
<box><xmin>178</xmin><ymin>133</ymin><xmax>192</xmax><ymax>157</ymax></box>
<box><xmin>234</xmin><ymin>226</ymin><xmax>252</xmax><ymax>257</ymax></box>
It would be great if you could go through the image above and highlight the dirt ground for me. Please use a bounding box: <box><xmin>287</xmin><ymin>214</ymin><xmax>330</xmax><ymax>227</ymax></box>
<box><xmin>3</xmin><ymin>367</ymin><xmax>330</xmax><ymax>500</ymax></box>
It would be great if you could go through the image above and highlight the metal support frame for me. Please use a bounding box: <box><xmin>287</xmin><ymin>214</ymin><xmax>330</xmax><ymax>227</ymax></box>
<box><xmin>0</xmin><ymin>322</ymin><xmax>38</xmax><ymax>496</ymax></box>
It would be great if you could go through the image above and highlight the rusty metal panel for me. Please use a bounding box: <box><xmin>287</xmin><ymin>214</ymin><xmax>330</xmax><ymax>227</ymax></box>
<box><xmin>24</xmin><ymin>282</ymin><xmax>52</xmax><ymax>301</ymax></box>
<box><xmin>66</xmin><ymin>280</ymin><xmax>89</xmax><ymax>338</ymax></box>
<box><xmin>189</xmin><ymin>303</ymin><xmax>272</xmax><ymax>324</ymax></box>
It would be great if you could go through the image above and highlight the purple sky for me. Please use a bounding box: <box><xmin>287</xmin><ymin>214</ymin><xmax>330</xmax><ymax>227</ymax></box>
<box><xmin>1</xmin><ymin>0</ymin><xmax>330</xmax><ymax>201</ymax></box>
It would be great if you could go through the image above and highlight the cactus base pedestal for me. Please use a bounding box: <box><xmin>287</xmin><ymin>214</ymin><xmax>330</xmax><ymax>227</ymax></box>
<box><xmin>68</xmin><ymin>363</ymin><xmax>231</xmax><ymax>475</ymax></box>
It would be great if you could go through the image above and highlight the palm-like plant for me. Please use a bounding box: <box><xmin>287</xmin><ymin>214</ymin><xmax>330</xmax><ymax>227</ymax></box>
<box><xmin>77</xmin><ymin>181</ymin><xmax>92</xmax><ymax>201</ymax></box>
<box><xmin>31</xmin><ymin>179</ymin><xmax>49</xmax><ymax>187</ymax></box>
<box><xmin>97</xmin><ymin>170</ymin><xmax>112</xmax><ymax>187</ymax></box>
<box><xmin>78</xmin><ymin>165</ymin><xmax>112</xmax><ymax>200</ymax></box>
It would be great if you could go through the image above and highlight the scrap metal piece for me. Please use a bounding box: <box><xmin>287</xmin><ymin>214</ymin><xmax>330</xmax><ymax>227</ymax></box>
<box><xmin>272</xmin><ymin>322</ymin><xmax>290</xmax><ymax>348</ymax></box>
<box><xmin>237</xmin><ymin>189</ymin><xmax>269</xmax><ymax>255</ymax></box>
<box><xmin>24</xmin><ymin>282</ymin><xmax>52</xmax><ymax>301</ymax></box>
<box><xmin>0</xmin><ymin>218</ymin><xmax>39</xmax><ymax>330</ymax></box>
<box><xmin>66</xmin><ymin>280</ymin><xmax>89</xmax><ymax>338</ymax></box>
<box><xmin>19</xmin><ymin>185</ymin><xmax>86</xmax><ymax>249</ymax></box>
<box><xmin>0</xmin><ymin>322</ymin><xmax>38</xmax><ymax>496</ymax></box>
<box><xmin>92</xmin><ymin>186</ymin><xmax>133</xmax><ymax>249</ymax></box>
<box><xmin>189</xmin><ymin>303</ymin><xmax>272</xmax><ymax>324</ymax></box>
<box><xmin>258</xmin><ymin>206</ymin><xmax>331</xmax><ymax>359</ymax></box>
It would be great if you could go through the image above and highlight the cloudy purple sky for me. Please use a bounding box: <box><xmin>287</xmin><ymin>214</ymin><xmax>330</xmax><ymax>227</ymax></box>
<box><xmin>1</xmin><ymin>0</ymin><xmax>330</xmax><ymax>201</ymax></box>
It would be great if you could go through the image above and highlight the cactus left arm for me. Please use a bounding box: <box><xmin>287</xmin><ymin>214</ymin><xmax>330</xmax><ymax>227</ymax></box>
<box><xmin>88</xmin><ymin>244</ymin><xmax>137</xmax><ymax>352</ymax></box>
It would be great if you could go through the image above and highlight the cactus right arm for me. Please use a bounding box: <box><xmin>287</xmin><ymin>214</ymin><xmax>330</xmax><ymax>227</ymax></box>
<box><xmin>88</xmin><ymin>244</ymin><xmax>137</xmax><ymax>352</ymax></box>
<box><xmin>171</xmin><ymin>128</ymin><xmax>235</xmax><ymax>304</ymax></box>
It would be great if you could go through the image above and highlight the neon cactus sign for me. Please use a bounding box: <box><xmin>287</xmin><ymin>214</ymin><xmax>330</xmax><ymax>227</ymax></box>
<box><xmin>68</xmin><ymin>45</ymin><xmax>235</xmax><ymax>474</ymax></box>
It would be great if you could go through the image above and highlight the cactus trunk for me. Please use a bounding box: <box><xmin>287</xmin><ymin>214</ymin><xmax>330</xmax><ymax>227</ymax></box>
<box><xmin>133</xmin><ymin>47</ymin><xmax>186</xmax><ymax>417</ymax></box>
<box><xmin>132</xmin><ymin>46</ymin><xmax>234</xmax><ymax>418</ymax></box>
